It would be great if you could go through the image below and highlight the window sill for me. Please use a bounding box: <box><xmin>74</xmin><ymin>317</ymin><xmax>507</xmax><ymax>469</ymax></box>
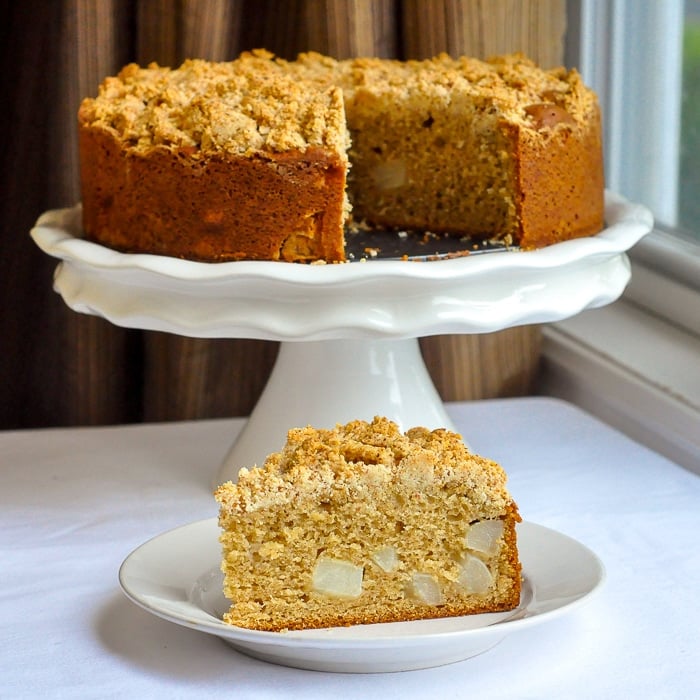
<box><xmin>538</xmin><ymin>297</ymin><xmax>700</xmax><ymax>474</ymax></box>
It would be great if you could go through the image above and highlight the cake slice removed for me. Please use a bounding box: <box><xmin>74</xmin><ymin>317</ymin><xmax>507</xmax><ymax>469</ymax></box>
<box><xmin>215</xmin><ymin>417</ymin><xmax>522</xmax><ymax>631</ymax></box>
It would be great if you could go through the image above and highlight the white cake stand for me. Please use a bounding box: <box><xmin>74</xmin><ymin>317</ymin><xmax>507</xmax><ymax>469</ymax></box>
<box><xmin>31</xmin><ymin>192</ymin><xmax>652</xmax><ymax>484</ymax></box>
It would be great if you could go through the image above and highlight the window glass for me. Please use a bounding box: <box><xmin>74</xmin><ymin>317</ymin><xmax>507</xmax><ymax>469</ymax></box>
<box><xmin>679</xmin><ymin>0</ymin><xmax>700</xmax><ymax>239</ymax></box>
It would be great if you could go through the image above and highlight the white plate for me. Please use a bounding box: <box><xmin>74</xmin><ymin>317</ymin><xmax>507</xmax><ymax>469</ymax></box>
<box><xmin>118</xmin><ymin>519</ymin><xmax>604</xmax><ymax>673</ymax></box>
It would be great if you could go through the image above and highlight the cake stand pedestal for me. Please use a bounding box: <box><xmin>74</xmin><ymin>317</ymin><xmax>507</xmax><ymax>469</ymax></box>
<box><xmin>31</xmin><ymin>192</ymin><xmax>652</xmax><ymax>485</ymax></box>
<box><xmin>229</xmin><ymin>337</ymin><xmax>455</xmax><ymax>475</ymax></box>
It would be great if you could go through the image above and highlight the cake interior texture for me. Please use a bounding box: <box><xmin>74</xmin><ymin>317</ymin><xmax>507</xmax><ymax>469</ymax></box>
<box><xmin>215</xmin><ymin>417</ymin><xmax>522</xmax><ymax>632</ymax></box>
<box><xmin>78</xmin><ymin>50</ymin><xmax>604</xmax><ymax>263</ymax></box>
<box><xmin>290</xmin><ymin>51</ymin><xmax>603</xmax><ymax>248</ymax></box>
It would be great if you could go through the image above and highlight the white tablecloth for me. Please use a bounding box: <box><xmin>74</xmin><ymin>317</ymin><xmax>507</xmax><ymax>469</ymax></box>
<box><xmin>2</xmin><ymin>397</ymin><xmax>699</xmax><ymax>699</ymax></box>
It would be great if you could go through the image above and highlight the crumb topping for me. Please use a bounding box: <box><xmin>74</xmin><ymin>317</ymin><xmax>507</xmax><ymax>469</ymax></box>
<box><xmin>215</xmin><ymin>416</ymin><xmax>512</xmax><ymax>515</ymax></box>
<box><xmin>79</xmin><ymin>54</ymin><xmax>349</xmax><ymax>157</ymax></box>
<box><xmin>289</xmin><ymin>51</ymin><xmax>595</xmax><ymax>130</ymax></box>
<box><xmin>79</xmin><ymin>50</ymin><xmax>595</xmax><ymax>162</ymax></box>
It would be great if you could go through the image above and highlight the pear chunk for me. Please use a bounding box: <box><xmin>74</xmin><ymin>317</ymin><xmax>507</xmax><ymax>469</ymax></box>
<box><xmin>312</xmin><ymin>558</ymin><xmax>364</xmax><ymax>598</ymax></box>
<box><xmin>372</xmin><ymin>159</ymin><xmax>407</xmax><ymax>190</ymax></box>
<box><xmin>371</xmin><ymin>545</ymin><xmax>399</xmax><ymax>572</ymax></box>
<box><xmin>457</xmin><ymin>554</ymin><xmax>494</xmax><ymax>594</ymax></box>
<box><xmin>405</xmin><ymin>572</ymin><xmax>443</xmax><ymax>606</ymax></box>
<box><xmin>464</xmin><ymin>519</ymin><xmax>504</xmax><ymax>556</ymax></box>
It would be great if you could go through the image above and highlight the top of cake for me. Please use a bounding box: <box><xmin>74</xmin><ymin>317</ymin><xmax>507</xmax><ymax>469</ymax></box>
<box><xmin>78</xmin><ymin>52</ymin><xmax>349</xmax><ymax>157</ymax></box>
<box><xmin>288</xmin><ymin>51</ymin><xmax>596</xmax><ymax>132</ymax></box>
<box><xmin>215</xmin><ymin>416</ymin><xmax>513</xmax><ymax>517</ymax></box>
<box><xmin>79</xmin><ymin>49</ymin><xmax>595</xmax><ymax>160</ymax></box>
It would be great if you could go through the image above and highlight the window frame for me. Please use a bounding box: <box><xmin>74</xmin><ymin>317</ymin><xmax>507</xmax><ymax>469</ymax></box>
<box><xmin>566</xmin><ymin>0</ymin><xmax>700</xmax><ymax>328</ymax></box>
<box><xmin>539</xmin><ymin>0</ymin><xmax>700</xmax><ymax>473</ymax></box>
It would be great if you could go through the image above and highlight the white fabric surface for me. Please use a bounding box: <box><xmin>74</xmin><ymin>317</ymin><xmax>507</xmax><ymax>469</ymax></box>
<box><xmin>1</xmin><ymin>397</ymin><xmax>698</xmax><ymax>699</ymax></box>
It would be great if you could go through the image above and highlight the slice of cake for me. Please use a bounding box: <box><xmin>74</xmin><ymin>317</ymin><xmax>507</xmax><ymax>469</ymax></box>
<box><xmin>214</xmin><ymin>417</ymin><xmax>521</xmax><ymax>632</ymax></box>
<box><xmin>78</xmin><ymin>57</ymin><xmax>349</xmax><ymax>262</ymax></box>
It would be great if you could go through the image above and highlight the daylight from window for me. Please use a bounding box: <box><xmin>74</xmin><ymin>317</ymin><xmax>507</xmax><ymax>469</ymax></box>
<box><xmin>678</xmin><ymin>0</ymin><xmax>700</xmax><ymax>240</ymax></box>
<box><xmin>680</xmin><ymin>0</ymin><xmax>700</xmax><ymax>239</ymax></box>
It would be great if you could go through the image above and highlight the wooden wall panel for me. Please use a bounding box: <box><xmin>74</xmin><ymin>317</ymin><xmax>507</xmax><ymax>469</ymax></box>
<box><xmin>0</xmin><ymin>0</ymin><xmax>138</xmax><ymax>428</ymax></box>
<box><xmin>304</xmin><ymin>0</ymin><xmax>398</xmax><ymax>58</ymax></box>
<box><xmin>402</xmin><ymin>0</ymin><xmax>566</xmax><ymax>67</ymax></box>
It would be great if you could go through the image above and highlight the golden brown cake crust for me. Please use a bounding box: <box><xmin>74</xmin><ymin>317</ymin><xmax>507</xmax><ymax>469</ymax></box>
<box><xmin>79</xmin><ymin>51</ymin><xmax>604</xmax><ymax>262</ymax></box>
<box><xmin>512</xmin><ymin>102</ymin><xmax>605</xmax><ymax>248</ymax></box>
<box><xmin>215</xmin><ymin>417</ymin><xmax>522</xmax><ymax>632</ymax></box>
<box><xmin>78</xmin><ymin>56</ymin><xmax>349</xmax><ymax>263</ymax></box>
<box><xmin>79</xmin><ymin>128</ymin><xmax>347</xmax><ymax>262</ymax></box>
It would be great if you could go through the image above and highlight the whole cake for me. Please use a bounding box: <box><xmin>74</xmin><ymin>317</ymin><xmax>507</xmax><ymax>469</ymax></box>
<box><xmin>79</xmin><ymin>50</ymin><xmax>604</xmax><ymax>263</ymax></box>
<box><xmin>214</xmin><ymin>417</ymin><xmax>522</xmax><ymax>631</ymax></box>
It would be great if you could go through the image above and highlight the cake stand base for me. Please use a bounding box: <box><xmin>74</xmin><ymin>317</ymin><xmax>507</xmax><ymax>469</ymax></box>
<box><xmin>216</xmin><ymin>337</ymin><xmax>455</xmax><ymax>485</ymax></box>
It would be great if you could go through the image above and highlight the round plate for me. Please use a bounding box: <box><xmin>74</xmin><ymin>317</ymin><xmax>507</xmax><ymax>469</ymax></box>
<box><xmin>118</xmin><ymin>519</ymin><xmax>604</xmax><ymax>673</ymax></box>
<box><xmin>31</xmin><ymin>192</ymin><xmax>652</xmax><ymax>340</ymax></box>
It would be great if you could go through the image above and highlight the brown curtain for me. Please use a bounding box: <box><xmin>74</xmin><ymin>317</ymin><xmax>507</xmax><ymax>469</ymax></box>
<box><xmin>0</xmin><ymin>0</ymin><xmax>564</xmax><ymax>429</ymax></box>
